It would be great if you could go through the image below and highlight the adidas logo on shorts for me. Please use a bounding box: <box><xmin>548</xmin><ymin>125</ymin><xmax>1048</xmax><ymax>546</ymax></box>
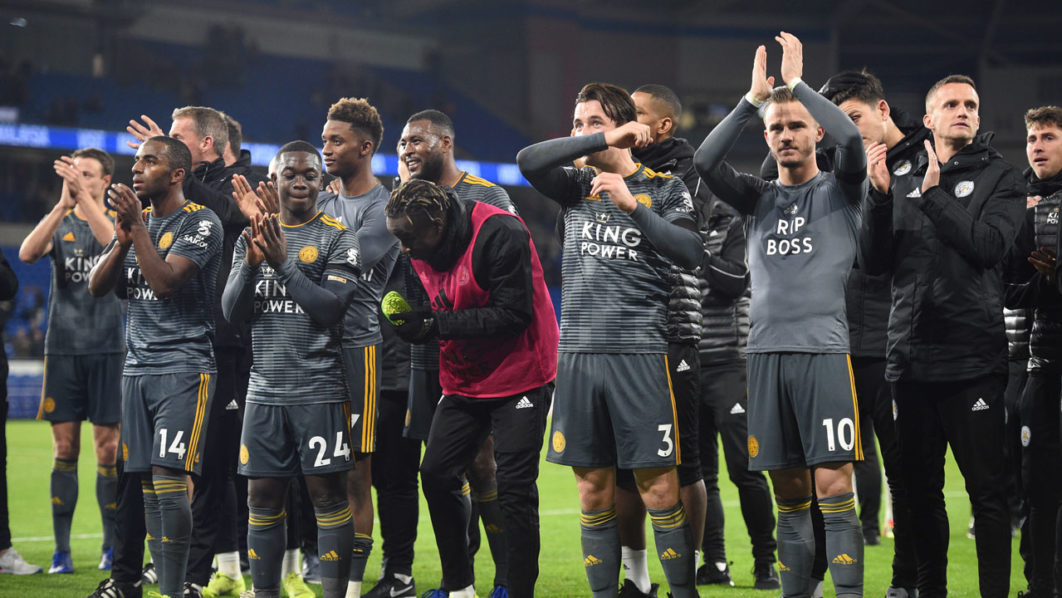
<box><xmin>971</xmin><ymin>398</ymin><xmax>989</xmax><ymax>412</ymax></box>
<box><xmin>730</xmin><ymin>403</ymin><xmax>745</xmax><ymax>415</ymax></box>
<box><xmin>515</xmin><ymin>397</ymin><xmax>533</xmax><ymax>409</ymax></box>
<box><xmin>225</xmin><ymin>400</ymin><xmax>239</xmax><ymax>411</ymax></box>
<box><xmin>676</xmin><ymin>360</ymin><xmax>691</xmax><ymax>372</ymax></box>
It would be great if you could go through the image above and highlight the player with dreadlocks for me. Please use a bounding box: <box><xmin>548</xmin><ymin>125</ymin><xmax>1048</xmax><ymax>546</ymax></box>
<box><xmin>381</xmin><ymin>179</ymin><xmax>558</xmax><ymax>598</ymax></box>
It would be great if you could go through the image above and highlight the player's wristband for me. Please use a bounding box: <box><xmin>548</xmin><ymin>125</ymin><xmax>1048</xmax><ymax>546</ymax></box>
<box><xmin>744</xmin><ymin>92</ymin><xmax>764</xmax><ymax>108</ymax></box>
<box><xmin>786</xmin><ymin>77</ymin><xmax>803</xmax><ymax>91</ymax></box>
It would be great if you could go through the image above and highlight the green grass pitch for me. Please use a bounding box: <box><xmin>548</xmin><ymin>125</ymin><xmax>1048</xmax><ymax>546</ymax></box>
<box><xmin>2</xmin><ymin>419</ymin><xmax>1025</xmax><ymax>596</ymax></box>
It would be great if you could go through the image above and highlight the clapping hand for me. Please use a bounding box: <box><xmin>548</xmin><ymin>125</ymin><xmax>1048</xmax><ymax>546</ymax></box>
<box><xmin>921</xmin><ymin>140</ymin><xmax>940</xmax><ymax>194</ymax></box>
<box><xmin>232</xmin><ymin>175</ymin><xmax>280</xmax><ymax>219</ymax></box>
<box><xmin>775</xmin><ymin>31</ymin><xmax>803</xmax><ymax>86</ymax></box>
<box><xmin>252</xmin><ymin>213</ymin><xmax>288</xmax><ymax>270</ymax></box>
<box><xmin>125</xmin><ymin>115</ymin><xmax>166</xmax><ymax>150</ymax></box>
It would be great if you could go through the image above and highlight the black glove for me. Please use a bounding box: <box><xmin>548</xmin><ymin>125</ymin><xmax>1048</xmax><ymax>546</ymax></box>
<box><xmin>391</xmin><ymin>309</ymin><xmax>437</xmax><ymax>343</ymax></box>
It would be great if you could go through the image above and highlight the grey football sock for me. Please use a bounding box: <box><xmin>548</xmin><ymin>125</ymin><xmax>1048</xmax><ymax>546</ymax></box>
<box><xmin>51</xmin><ymin>457</ymin><xmax>78</xmax><ymax>553</ymax></box>
<box><xmin>247</xmin><ymin>505</ymin><xmax>286</xmax><ymax>592</ymax></box>
<box><xmin>819</xmin><ymin>492</ymin><xmax>863</xmax><ymax>597</ymax></box>
<box><xmin>581</xmin><ymin>506</ymin><xmax>620</xmax><ymax>598</ymax></box>
<box><xmin>153</xmin><ymin>474</ymin><xmax>191</xmax><ymax>598</ymax></box>
<box><xmin>96</xmin><ymin>463</ymin><xmax>118</xmax><ymax>550</ymax></box>
<box><xmin>315</xmin><ymin>503</ymin><xmax>354</xmax><ymax>598</ymax></box>
<box><xmin>141</xmin><ymin>478</ymin><xmax>164</xmax><ymax>588</ymax></box>
<box><xmin>649</xmin><ymin>502</ymin><xmax>696</xmax><ymax>598</ymax></box>
<box><xmin>349</xmin><ymin>534</ymin><xmax>373</xmax><ymax>582</ymax></box>
<box><xmin>777</xmin><ymin>496</ymin><xmax>815</xmax><ymax>598</ymax></box>
<box><xmin>474</xmin><ymin>488</ymin><xmax>509</xmax><ymax>586</ymax></box>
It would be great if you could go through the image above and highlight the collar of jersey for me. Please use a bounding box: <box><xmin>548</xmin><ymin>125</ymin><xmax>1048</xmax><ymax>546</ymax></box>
<box><xmin>622</xmin><ymin>163</ymin><xmax>644</xmax><ymax>179</ymax></box>
<box><xmin>280</xmin><ymin>210</ymin><xmax>322</xmax><ymax>228</ymax></box>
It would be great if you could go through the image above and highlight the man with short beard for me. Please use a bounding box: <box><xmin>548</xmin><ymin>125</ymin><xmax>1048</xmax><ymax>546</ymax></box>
<box><xmin>394</xmin><ymin>109</ymin><xmax>516</xmax><ymax>598</ymax></box>
<box><xmin>860</xmin><ymin>74</ymin><xmax>1025</xmax><ymax>598</ymax></box>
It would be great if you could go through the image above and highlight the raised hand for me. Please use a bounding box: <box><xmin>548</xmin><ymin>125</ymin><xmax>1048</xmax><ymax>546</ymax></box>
<box><xmin>253</xmin><ymin>213</ymin><xmax>288</xmax><ymax>269</ymax></box>
<box><xmin>775</xmin><ymin>31</ymin><xmax>803</xmax><ymax>85</ymax></box>
<box><xmin>107</xmin><ymin>184</ymin><xmax>143</xmax><ymax>246</ymax></box>
<box><xmin>921</xmin><ymin>139</ymin><xmax>940</xmax><ymax>194</ymax></box>
<box><xmin>866</xmin><ymin>142</ymin><xmax>890</xmax><ymax>194</ymax></box>
<box><xmin>114</xmin><ymin>212</ymin><xmax>132</xmax><ymax>245</ymax></box>
<box><xmin>243</xmin><ymin>216</ymin><xmax>265</xmax><ymax>267</ymax></box>
<box><xmin>125</xmin><ymin>114</ymin><xmax>166</xmax><ymax>150</ymax></box>
<box><xmin>750</xmin><ymin>45</ymin><xmax>775</xmax><ymax>102</ymax></box>
<box><xmin>590</xmin><ymin>171</ymin><xmax>637</xmax><ymax>213</ymax></box>
<box><xmin>232</xmin><ymin>174</ymin><xmax>263</xmax><ymax>220</ymax></box>
<box><xmin>327</xmin><ymin>178</ymin><xmax>342</xmax><ymax>195</ymax></box>
<box><xmin>603</xmin><ymin>121</ymin><xmax>652</xmax><ymax>150</ymax></box>
<box><xmin>107</xmin><ymin>184</ymin><xmax>143</xmax><ymax>227</ymax></box>
<box><xmin>255</xmin><ymin>180</ymin><xmax>280</xmax><ymax>215</ymax></box>
<box><xmin>53</xmin><ymin>157</ymin><xmax>80</xmax><ymax>209</ymax></box>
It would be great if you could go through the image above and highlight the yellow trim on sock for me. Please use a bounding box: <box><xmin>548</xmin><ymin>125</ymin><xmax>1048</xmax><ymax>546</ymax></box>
<box><xmin>580</xmin><ymin>507</ymin><xmax>617</xmax><ymax>527</ymax></box>
<box><xmin>777</xmin><ymin>499</ymin><xmax>813</xmax><ymax>513</ymax></box>
<box><xmin>315</xmin><ymin>506</ymin><xmax>352</xmax><ymax>528</ymax></box>
<box><xmin>473</xmin><ymin>488</ymin><xmax>498</xmax><ymax>502</ymax></box>
<box><xmin>649</xmin><ymin>505</ymin><xmax>688</xmax><ymax>529</ymax></box>
<box><xmin>52</xmin><ymin>458</ymin><xmax>78</xmax><ymax>472</ymax></box>
<box><xmin>819</xmin><ymin>498</ymin><xmax>857</xmax><ymax>514</ymax></box>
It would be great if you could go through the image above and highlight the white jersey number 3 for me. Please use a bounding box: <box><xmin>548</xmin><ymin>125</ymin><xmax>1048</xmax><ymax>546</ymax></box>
<box><xmin>657</xmin><ymin>424</ymin><xmax>674</xmax><ymax>457</ymax></box>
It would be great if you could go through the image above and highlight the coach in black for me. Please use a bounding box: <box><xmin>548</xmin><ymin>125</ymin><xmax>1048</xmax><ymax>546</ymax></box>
<box><xmin>860</xmin><ymin>74</ymin><xmax>1025</xmax><ymax>598</ymax></box>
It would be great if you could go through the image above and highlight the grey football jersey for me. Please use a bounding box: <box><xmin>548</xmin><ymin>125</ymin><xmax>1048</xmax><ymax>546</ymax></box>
<box><xmin>453</xmin><ymin>171</ymin><xmax>519</xmax><ymax>215</ymax></box>
<box><xmin>556</xmin><ymin>164</ymin><xmax>694</xmax><ymax>353</ymax></box>
<box><xmin>46</xmin><ymin>209</ymin><xmax>124</xmax><ymax>355</ymax></box>
<box><xmin>740</xmin><ymin>173</ymin><xmax>860</xmax><ymax>353</ymax></box>
<box><xmin>123</xmin><ymin>201</ymin><xmax>222</xmax><ymax>375</ymax></box>
<box><xmin>235</xmin><ymin>211</ymin><xmax>359</xmax><ymax>405</ymax></box>
<box><xmin>318</xmin><ymin>184</ymin><xmax>398</xmax><ymax>348</ymax></box>
<box><xmin>694</xmin><ymin>85</ymin><xmax>868</xmax><ymax>354</ymax></box>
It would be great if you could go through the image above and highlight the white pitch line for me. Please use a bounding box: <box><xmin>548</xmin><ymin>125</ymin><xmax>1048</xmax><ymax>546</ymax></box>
<box><xmin>12</xmin><ymin>532</ymin><xmax>104</xmax><ymax>543</ymax></box>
